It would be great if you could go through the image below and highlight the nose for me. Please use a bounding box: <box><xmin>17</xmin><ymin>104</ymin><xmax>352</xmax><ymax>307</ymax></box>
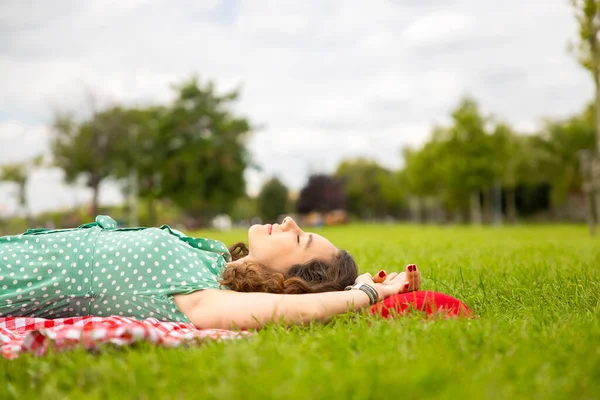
<box><xmin>281</xmin><ymin>217</ymin><xmax>300</xmax><ymax>232</ymax></box>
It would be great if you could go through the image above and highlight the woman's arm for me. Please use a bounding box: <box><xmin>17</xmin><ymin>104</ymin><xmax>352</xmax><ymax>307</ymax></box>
<box><xmin>175</xmin><ymin>270</ymin><xmax>414</xmax><ymax>330</ymax></box>
<box><xmin>178</xmin><ymin>290</ymin><xmax>372</xmax><ymax>330</ymax></box>
<box><xmin>177</xmin><ymin>289</ymin><xmax>373</xmax><ymax>330</ymax></box>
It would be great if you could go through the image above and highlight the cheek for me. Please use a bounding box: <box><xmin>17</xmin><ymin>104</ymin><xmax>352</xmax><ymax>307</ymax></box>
<box><xmin>253</xmin><ymin>238</ymin><xmax>292</xmax><ymax>268</ymax></box>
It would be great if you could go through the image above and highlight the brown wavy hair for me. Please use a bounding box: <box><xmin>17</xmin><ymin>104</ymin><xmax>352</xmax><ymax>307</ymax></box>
<box><xmin>219</xmin><ymin>242</ymin><xmax>358</xmax><ymax>294</ymax></box>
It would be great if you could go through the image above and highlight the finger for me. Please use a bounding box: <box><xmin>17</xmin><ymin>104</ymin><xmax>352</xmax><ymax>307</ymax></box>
<box><xmin>406</xmin><ymin>264</ymin><xmax>420</xmax><ymax>292</ymax></box>
<box><xmin>355</xmin><ymin>273</ymin><xmax>375</xmax><ymax>284</ymax></box>
<box><xmin>373</xmin><ymin>270</ymin><xmax>387</xmax><ymax>284</ymax></box>
<box><xmin>388</xmin><ymin>272</ymin><xmax>405</xmax><ymax>285</ymax></box>
<box><xmin>383</xmin><ymin>272</ymin><xmax>398</xmax><ymax>284</ymax></box>
<box><xmin>375</xmin><ymin>283</ymin><xmax>400</xmax><ymax>299</ymax></box>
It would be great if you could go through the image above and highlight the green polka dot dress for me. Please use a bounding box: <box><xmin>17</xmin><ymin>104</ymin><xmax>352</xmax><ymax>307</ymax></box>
<box><xmin>0</xmin><ymin>216</ymin><xmax>231</xmax><ymax>323</ymax></box>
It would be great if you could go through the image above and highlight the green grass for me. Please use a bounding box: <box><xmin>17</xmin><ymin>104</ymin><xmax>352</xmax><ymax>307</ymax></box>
<box><xmin>2</xmin><ymin>224</ymin><xmax>600</xmax><ymax>399</ymax></box>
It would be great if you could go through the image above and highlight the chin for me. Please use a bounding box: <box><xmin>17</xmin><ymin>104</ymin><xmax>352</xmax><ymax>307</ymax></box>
<box><xmin>247</xmin><ymin>224</ymin><xmax>263</xmax><ymax>246</ymax></box>
<box><xmin>248</xmin><ymin>224</ymin><xmax>263</xmax><ymax>235</ymax></box>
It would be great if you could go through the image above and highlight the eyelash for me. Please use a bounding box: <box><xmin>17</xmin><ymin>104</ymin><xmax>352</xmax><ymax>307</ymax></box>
<box><xmin>297</xmin><ymin>235</ymin><xmax>300</xmax><ymax>244</ymax></box>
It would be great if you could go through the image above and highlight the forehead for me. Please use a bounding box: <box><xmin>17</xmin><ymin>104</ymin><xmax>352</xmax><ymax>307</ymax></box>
<box><xmin>308</xmin><ymin>233</ymin><xmax>337</xmax><ymax>256</ymax></box>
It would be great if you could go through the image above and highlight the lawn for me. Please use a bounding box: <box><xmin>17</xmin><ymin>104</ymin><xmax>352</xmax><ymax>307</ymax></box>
<box><xmin>2</xmin><ymin>224</ymin><xmax>599</xmax><ymax>399</ymax></box>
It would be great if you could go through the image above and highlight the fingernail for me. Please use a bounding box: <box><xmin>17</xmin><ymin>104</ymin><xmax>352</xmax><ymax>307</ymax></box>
<box><xmin>378</xmin><ymin>271</ymin><xmax>386</xmax><ymax>278</ymax></box>
<box><xmin>408</xmin><ymin>265</ymin><xmax>414</xmax><ymax>272</ymax></box>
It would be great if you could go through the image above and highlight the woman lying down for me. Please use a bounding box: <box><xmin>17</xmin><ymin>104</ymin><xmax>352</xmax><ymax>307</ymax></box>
<box><xmin>0</xmin><ymin>215</ymin><xmax>420</xmax><ymax>330</ymax></box>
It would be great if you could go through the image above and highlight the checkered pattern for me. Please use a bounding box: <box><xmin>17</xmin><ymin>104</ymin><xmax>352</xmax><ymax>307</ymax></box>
<box><xmin>0</xmin><ymin>316</ymin><xmax>253</xmax><ymax>359</ymax></box>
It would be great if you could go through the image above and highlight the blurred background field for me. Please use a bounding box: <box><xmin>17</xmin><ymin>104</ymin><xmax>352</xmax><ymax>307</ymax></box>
<box><xmin>3</xmin><ymin>2</ymin><xmax>600</xmax><ymax>397</ymax></box>
<box><xmin>2</xmin><ymin>223</ymin><xmax>599</xmax><ymax>399</ymax></box>
<box><xmin>3</xmin><ymin>1</ymin><xmax>600</xmax><ymax>235</ymax></box>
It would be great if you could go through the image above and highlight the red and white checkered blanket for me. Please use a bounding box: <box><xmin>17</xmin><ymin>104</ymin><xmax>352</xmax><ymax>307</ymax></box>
<box><xmin>0</xmin><ymin>317</ymin><xmax>253</xmax><ymax>359</ymax></box>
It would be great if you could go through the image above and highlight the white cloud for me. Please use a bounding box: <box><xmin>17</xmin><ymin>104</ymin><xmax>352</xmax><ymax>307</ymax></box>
<box><xmin>402</xmin><ymin>11</ymin><xmax>475</xmax><ymax>47</ymax></box>
<box><xmin>0</xmin><ymin>0</ymin><xmax>594</xmax><ymax>214</ymax></box>
<box><xmin>0</xmin><ymin>122</ymin><xmax>50</xmax><ymax>161</ymax></box>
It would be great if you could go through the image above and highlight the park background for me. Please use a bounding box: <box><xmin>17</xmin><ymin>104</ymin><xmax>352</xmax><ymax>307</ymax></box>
<box><xmin>2</xmin><ymin>2</ymin><xmax>600</xmax><ymax>399</ymax></box>
<box><xmin>2</xmin><ymin>0</ymin><xmax>600</xmax><ymax>234</ymax></box>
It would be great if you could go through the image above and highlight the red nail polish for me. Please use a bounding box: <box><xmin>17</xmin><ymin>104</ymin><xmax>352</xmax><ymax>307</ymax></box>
<box><xmin>378</xmin><ymin>271</ymin><xmax>386</xmax><ymax>278</ymax></box>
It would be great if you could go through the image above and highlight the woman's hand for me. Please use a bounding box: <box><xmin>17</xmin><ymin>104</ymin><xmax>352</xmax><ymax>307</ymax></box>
<box><xmin>353</xmin><ymin>272</ymin><xmax>405</xmax><ymax>301</ymax></box>
<box><xmin>354</xmin><ymin>264</ymin><xmax>421</xmax><ymax>301</ymax></box>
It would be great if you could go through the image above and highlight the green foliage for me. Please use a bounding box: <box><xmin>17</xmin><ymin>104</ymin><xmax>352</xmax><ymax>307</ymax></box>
<box><xmin>335</xmin><ymin>158</ymin><xmax>404</xmax><ymax>218</ymax></box>
<box><xmin>569</xmin><ymin>0</ymin><xmax>600</xmax><ymax>75</ymax></box>
<box><xmin>0</xmin><ymin>156</ymin><xmax>44</xmax><ymax>222</ymax></box>
<box><xmin>49</xmin><ymin>76</ymin><xmax>254</xmax><ymax>226</ymax></box>
<box><xmin>256</xmin><ymin>177</ymin><xmax>289</xmax><ymax>222</ymax></box>
<box><xmin>51</xmin><ymin>106</ymin><xmax>129</xmax><ymax>215</ymax></box>
<box><xmin>403</xmin><ymin>97</ymin><xmax>502</xmax><ymax>215</ymax></box>
<box><xmin>229</xmin><ymin>195</ymin><xmax>258</xmax><ymax>222</ymax></box>
<box><xmin>445</xmin><ymin>97</ymin><xmax>496</xmax><ymax>194</ymax></box>
<box><xmin>570</xmin><ymin>0</ymin><xmax>600</xmax><ymax>155</ymax></box>
<box><xmin>158</xmin><ymin>77</ymin><xmax>253</xmax><ymax>222</ymax></box>
<box><xmin>403</xmin><ymin>134</ymin><xmax>446</xmax><ymax>198</ymax></box>
<box><xmin>401</xmin><ymin>96</ymin><xmax>596</xmax><ymax>220</ymax></box>
<box><xmin>0</xmin><ymin>164</ymin><xmax>28</xmax><ymax>208</ymax></box>
<box><xmin>2</xmin><ymin>224</ymin><xmax>599</xmax><ymax>399</ymax></box>
<box><xmin>535</xmin><ymin>106</ymin><xmax>596</xmax><ymax>205</ymax></box>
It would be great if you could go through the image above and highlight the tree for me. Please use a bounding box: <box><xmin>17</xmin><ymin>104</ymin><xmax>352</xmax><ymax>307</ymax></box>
<box><xmin>158</xmin><ymin>76</ymin><xmax>253</xmax><ymax>224</ymax></box>
<box><xmin>570</xmin><ymin>0</ymin><xmax>600</xmax><ymax>151</ymax></box>
<box><xmin>403</xmin><ymin>97</ymin><xmax>513</xmax><ymax>224</ymax></box>
<box><xmin>535</xmin><ymin>106</ymin><xmax>595</xmax><ymax>206</ymax></box>
<box><xmin>335</xmin><ymin>158</ymin><xmax>404</xmax><ymax>219</ymax></box>
<box><xmin>570</xmin><ymin>0</ymin><xmax>600</xmax><ymax>232</ymax></box>
<box><xmin>0</xmin><ymin>155</ymin><xmax>44</xmax><ymax>225</ymax></box>
<box><xmin>51</xmin><ymin>104</ymin><xmax>128</xmax><ymax>216</ymax></box>
<box><xmin>229</xmin><ymin>195</ymin><xmax>258</xmax><ymax>222</ymax></box>
<box><xmin>405</xmin><ymin>97</ymin><xmax>496</xmax><ymax>224</ymax></box>
<box><xmin>403</xmin><ymin>132</ymin><xmax>448</xmax><ymax>222</ymax></box>
<box><xmin>445</xmin><ymin>97</ymin><xmax>497</xmax><ymax>224</ymax></box>
<box><xmin>110</xmin><ymin>106</ymin><xmax>167</xmax><ymax>226</ymax></box>
<box><xmin>296</xmin><ymin>174</ymin><xmax>345</xmax><ymax>214</ymax></box>
<box><xmin>256</xmin><ymin>177</ymin><xmax>289</xmax><ymax>222</ymax></box>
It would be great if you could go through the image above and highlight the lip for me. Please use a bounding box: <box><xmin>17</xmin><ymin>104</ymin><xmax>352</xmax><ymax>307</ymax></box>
<box><xmin>267</xmin><ymin>224</ymin><xmax>272</xmax><ymax>235</ymax></box>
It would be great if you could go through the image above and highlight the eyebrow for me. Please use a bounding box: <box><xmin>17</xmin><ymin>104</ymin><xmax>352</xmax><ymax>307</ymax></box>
<box><xmin>305</xmin><ymin>234</ymin><xmax>313</xmax><ymax>250</ymax></box>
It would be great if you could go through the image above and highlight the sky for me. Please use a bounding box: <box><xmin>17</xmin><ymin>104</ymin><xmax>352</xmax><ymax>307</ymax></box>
<box><xmin>0</xmin><ymin>0</ymin><xmax>594</xmax><ymax>216</ymax></box>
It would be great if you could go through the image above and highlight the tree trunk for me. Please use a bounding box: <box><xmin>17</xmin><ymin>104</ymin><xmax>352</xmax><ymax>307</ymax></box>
<box><xmin>590</xmin><ymin>67</ymin><xmax>600</xmax><ymax>234</ymax></box>
<box><xmin>128</xmin><ymin>167</ymin><xmax>139</xmax><ymax>227</ymax></box>
<box><xmin>469</xmin><ymin>190</ymin><xmax>482</xmax><ymax>225</ymax></box>
<box><xmin>589</xmin><ymin>187</ymin><xmax>598</xmax><ymax>236</ymax></box>
<box><xmin>482</xmin><ymin>189</ymin><xmax>493</xmax><ymax>224</ymax></box>
<box><xmin>147</xmin><ymin>198</ymin><xmax>156</xmax><ymax>227</ymax></box>
<box><xmin>410</xmin><ymin>197</ymin><xmax>421</xmax><ymax>223</ymax></box>
<box><xmin>596</xmin><ymin>71</ymin><xmax>600</xmax><ymax>153</ymax></box>
<box><xmin>91</xmin><ymin>183</ymin><xmax>99</xmax><ymax>217</ymax></box>
<box><xmin>19</xmin><ymin>182</ymin><xmax>33</xmax><ymax>227</ymax></box>
<box><xmin>436</xmin><ymin>197</ymin><xmax>446</xmax><ymax>224</ymax></box>
<box><xmin>492</xmin><ymin>181</ymin><xmax>503</xmax><ymax>226</ymax></box>
<box><xmin>506</xmin><ymin>187</ymin><xmax>517</xmax><ymax>224</ymax></box>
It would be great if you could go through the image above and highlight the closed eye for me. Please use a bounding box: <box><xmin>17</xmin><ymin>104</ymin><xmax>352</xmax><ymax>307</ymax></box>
<box><xmin>297</xmin><ymin>235</ymin><xmax>300</xmax><ymax>244</ymax></box>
